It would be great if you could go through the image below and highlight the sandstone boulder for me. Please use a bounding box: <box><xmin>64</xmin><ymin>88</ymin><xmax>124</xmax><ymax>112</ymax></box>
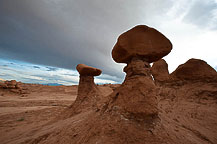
<box><xmin>171</xmin><ymin>58</ymin><xmax>217</xmax><ymax>81</ymax></box>
<box><xmin>112</xmin><ymin>25</ymin><xmax>172</xmax><ymax>63</ymax></box>
<box><xmin>76</xmin><ymin>64</ymin><xmax>102</xmax><ymax>76</ymax></box>
<box><xmin>151</xmin><ymin>59</ymin><xmax>170</xmax><ymax>82</ymax></box>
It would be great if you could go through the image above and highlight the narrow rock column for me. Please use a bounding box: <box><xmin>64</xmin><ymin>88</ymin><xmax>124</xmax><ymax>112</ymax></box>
<box><xmin>77</xmin><ymin>75</ymin><xmax>98</xmax><ymax>103</ymax></box>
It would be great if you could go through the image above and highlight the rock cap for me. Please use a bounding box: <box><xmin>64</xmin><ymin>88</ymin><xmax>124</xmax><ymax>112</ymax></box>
<box><xmin>112</xmin><ymin>25</ymin><xmax>172</xmax><ymax>63</ymax></box>
<box><xmin>76</xmin><ymin>64</ymin><xmax>102</xmax><ymax>76</ymax></box>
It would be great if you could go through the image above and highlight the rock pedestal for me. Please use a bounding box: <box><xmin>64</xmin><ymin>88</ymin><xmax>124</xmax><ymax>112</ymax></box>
<box><xmin>71</xmin><ymin>64</ymin><xmax>102</xmax><ymax>113</ymax></box>
<box><xmin>76</xmin><ymin>75</ymin><xmax>98</xmax><ymax>105</ymax></box>
<box><xmin>107</xmin><ymin>57</ymin><xmax>158</xmax><ymax>124</ymax></box>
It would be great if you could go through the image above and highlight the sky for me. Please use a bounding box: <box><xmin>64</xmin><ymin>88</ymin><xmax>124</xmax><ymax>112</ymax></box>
<box><xmin>0</xmin><ymin>0</ymin><xmax>217</xmax><ymax>85</ymax></box>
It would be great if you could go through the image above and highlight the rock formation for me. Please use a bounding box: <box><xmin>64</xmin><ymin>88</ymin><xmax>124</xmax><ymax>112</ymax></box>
<box><xmin>21</xmin><ymin>25</ymin><xmax>217</xmax><ymax>144</ymax></box>
<box><xmin>105</xmin><ymin>25</ymin><xmax>172</xmax><ymax>124</ymax></box>
<box><xmin>151</xmin><ymin>59</ymin><xmax>170</xmax><ymax>83</ymax></box>
<box><xmin>71</xmin><ymin>64</ymin><xmax>102</xmax><ymax>113</ymax></box>
<box><xmin>170</xmin><ymin>58</ymin><xmax>217</xmax><ymax>81</ymax></box>
<box><xmin>0</xmin><ymin>80</ymin><xmax>20</xmax><ymax>89</ymax></box>
<box><xmin>112</xmin><ymin>25</ymin><xmax>172</xmax><ymax>63</ymax></box>
<box><xmin>0</xmin><ymin>80</ymin><xmax>25</xmax><ymax>94</ymax></box>
<box><xmin>0</xmin><ymin>81</ymin><xmax>7</xmax><ymax>88</ymax></box>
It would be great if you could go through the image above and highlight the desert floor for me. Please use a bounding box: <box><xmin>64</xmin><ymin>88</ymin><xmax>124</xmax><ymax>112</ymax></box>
<box><xmin>0</xmin><ymin>82</ymin><xmax>217</xmax><ymax>144</ymax></box>
<box><xmin>0</xmin><ymin>83</ymin><xmax>114</xmax><ymax>144</ymax></box>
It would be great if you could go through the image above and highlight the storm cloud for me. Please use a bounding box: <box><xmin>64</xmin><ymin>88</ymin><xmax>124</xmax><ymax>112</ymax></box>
<box><xmin>0</xmin><ymin>0</ymin><xmax>217</xmax><ymax>82</ymax></box>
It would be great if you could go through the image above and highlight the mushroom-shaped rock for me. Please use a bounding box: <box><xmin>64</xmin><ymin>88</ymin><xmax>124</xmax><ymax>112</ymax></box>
<box><xmin>76</xmin><ymin>64</ymin><xmax>102</xmax><ymax>76</ymax></box>
<box><xmin>112</xmin><ymin>25</ymin><xmax>172</xmax><ymax>63</ymax></box>
<box><xmin>171</xmin><ymin>58</ymin><xmax>217</xmax><ymax>81</ymax></box>
<box><xmin>71</xmin><ymin>64</ymin><xmax>102</xmax><ymax>114</ymax></box>
<box><xmin>151</xmin><ymin>59</ymin><xmax>170</xmax><ymax>82</ymax></box>
<box><xmin>105</xmin><ymin>25</ymin><xmax>173</xmax><ymax>123</ymax></box>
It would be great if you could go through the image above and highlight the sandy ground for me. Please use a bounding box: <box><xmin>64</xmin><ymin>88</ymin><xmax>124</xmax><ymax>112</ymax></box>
<box><xmin>0</xmin><ymin>83</ymin><xmax>115</xmax><ymax>144</ymax></box>
<box><xmin>0</xmin><ymin>82</ymin><xmax>217</xmax><ymax>144</ymax></box>
<box><xmin>0</xmin><ymin>84</ymin><xmax>75</xmax><ymax>143</ymax></box>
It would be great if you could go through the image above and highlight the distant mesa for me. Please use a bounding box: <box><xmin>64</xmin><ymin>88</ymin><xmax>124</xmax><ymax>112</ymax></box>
<box><xmin>112</xmin><ymin>25</ymin><xmax>172</xmax><ymax>64</ymax></box>
<box><xmin>76</xmin><ymin>64</ymin><xmax>102</xmax><ymax>76</ymax></box>
<box><xmin>171</xmin><ymin>58</ymin><xmax>217</xmax><ymax>81</ymax></box>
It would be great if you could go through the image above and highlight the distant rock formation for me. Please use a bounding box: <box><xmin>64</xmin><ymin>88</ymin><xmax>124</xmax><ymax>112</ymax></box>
<box><xmin>170</xmin><ymin>58</ymin><xmax>217</xmax><ymax>81</ymax></box>
<box><xmin>71</xmin><ymin>64</ymin><xmax>102</xmax><ymax>114</ymax></box>
<box><xmin>0</xmin><ymin>81</ymin><xmax>7</xmax><ymax>88</ymax></box>
<box><xmin>0</xmin><ymin>80</ymin><xmax>29</xmax><ymax>95</ymax></box>
<box><xmin>0</xmin><ymin>80</ymin><xmax>21</xmax><ymax>89</ymax></box>
<box><xmin>151</xmin><ymin>59</ymin><xmax>170</xmax><ymax>83</ymax></box>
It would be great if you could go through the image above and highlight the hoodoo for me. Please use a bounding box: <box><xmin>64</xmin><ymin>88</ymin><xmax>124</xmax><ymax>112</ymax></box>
<box><xmin>107</xmin><ymin>25</ymin><xmax>172</xmax><ymax>123</ymax></box>
<box><xmin>170</xmin><ymin>58</ymin><xmax>217</xmax><ymax>81</ymax></box>
<box><xmin>71</xmin><ymin>64</ymin><xmax>102</xmax><ymax>113</ymax></box>
<box><xmin>15</xmin><ymin>25</ymin><xmax>217</xmax><ymax>144</ymax></box>
<box><xmin>151</xmin><ymin>59</ymin><xmax>170</xmax><ymax>83</ymax></box>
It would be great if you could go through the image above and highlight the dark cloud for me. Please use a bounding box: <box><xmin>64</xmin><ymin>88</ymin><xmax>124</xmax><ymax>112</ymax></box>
<box><xmin>33</xmin><ymin>66</ymin><xmax>40</xmax><ymax>69</ymax></box>
<box><xmin>183</xmin><ymin>0</ymin><xmax>217</xmax><ymax>29</ymax></box>
<box><xmin>1</xmin><ymin>0</ymin><xmax>216</xmax><ymax>81</ymax></box>
<box><xmin>0</xmin><ymin>0</ymin><xmax>173</xmax><ymax>80</ymax></box>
